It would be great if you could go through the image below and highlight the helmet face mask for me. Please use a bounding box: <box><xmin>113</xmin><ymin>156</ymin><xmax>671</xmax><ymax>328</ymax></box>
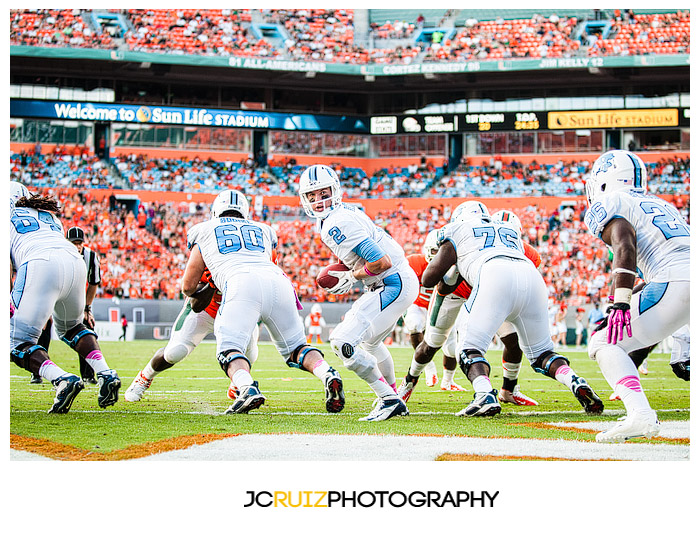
<box><xmin>450</xmin><ymin>201</ymin><xmax>489</xmax><ymax>224</ymax></box>
<box><xmin>422</xmin><ymin>229</ymin><xmax>441</xmax><ymax>262</ymax></box>
<box><xmin>211</xmin><ymin>190</ymin><xmax>250</xmax><ymax>219</ymax></box>
<box><xmin>587</xmin><ymin>150</ymin><xmax>647</xmax><ymax>205</ymax></box>
<box><xmin>491</xmin><ymin>210</ymin><xmax>523</xmax><ymax>236</ymax></box>
<box><xmin>299</xmin><ymin>165</ymin><xmax>342</xmax><ymax>218</ymax></box>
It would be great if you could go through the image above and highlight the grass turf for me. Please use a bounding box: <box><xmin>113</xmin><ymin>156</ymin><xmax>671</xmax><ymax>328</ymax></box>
<box><xmin>10</xmin><ymin>340</ymin><xmax>689</xmax><ymax>453</ymax></box>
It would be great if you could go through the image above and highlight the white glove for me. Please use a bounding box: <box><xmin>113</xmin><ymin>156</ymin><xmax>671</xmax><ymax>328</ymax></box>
<box><xmin>327</xmin><ymin>270</ymin><xmax>356</xmax><ymax>294</ymax></box>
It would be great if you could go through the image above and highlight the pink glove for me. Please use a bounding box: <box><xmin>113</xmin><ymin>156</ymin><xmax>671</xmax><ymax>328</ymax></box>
<box><xmin>607</xmin><ymin>303</ymin><xmax>632</xmax><ymax>345</ymax></box>
<box><xmin>10</xmin><ymin>301</ymin><xmax>15</xmax><ymax>318</ymax></box>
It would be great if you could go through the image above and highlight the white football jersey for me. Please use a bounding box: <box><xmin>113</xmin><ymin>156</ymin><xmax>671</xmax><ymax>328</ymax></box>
<box><xmin>187</xmin><ymin>216</ymin><xmax>280</xmax><ymax>290</ymax></box>
<box><xmin>10</xmin><ymin>205</ymin><xmax>78</xmax><ymax>267</ymax></box>
<box><xmin>438</xmin><ymin>215</ymin><xmax>527</xmax><ymax>287</ymax></box>
<box><xmin>584</xmin><ymin>190</ymin><xmax>690</xmax><ymax>282</ymax></box>
<box><xmin>318</xmin><ymin>203</ymin><xmax>409</xmax><ymax>287</ymax></box>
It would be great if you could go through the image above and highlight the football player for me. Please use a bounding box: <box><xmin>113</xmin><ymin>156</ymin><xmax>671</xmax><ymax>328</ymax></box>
<box><xmin>124</xmin><ymin>268</ymin><xmax>260</xmax><ymax>403</ymax></box>
<box><xmin>402</xmin><ymin>228</ymin><xmax>466</xmax><ymax>391</ymax></box>
<box><xmin>10</xmin><ymin>182</ymin><xmax>121</xmax><ymax>413</ymax></box>
<box><xmin>422</xmin><ymin>201</ymin><xmax>603</xmax><ymax>417</ymax></box>
<box><xmin>181</xmin><ymin>189</ymin><xmax>344</xmax><ymax>414</ymax></box>
<box><xmin>584</xmin><ymin>150</ymin><xmax>689</xmax><ymax>442</ymax></box>
<box><xmin>299</xmin><ymin>164</ymin><xmax>419</xmax><ymax>422</ymax></box>
<box><xmin>398</xmin><ymin>206</ymin><xmax>538</xmax><ymax>407</ymax></box>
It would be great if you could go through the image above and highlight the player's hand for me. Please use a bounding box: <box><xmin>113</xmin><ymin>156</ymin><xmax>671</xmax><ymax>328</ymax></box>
<box><xmin>84</xmin><ymin>310</ymin><xmax>96</xmax><ymax>329</ymax></box>
<box><xmin>202</xmin><ymin>268</ymin><xmax>216</xmax><ymax>288</ymax></box>
<box><xmin>10</xmin><ymin>301</ymin><xmax>15</xmax><ymax>318</ymax></box>
<box><xmin>327</xmin><ymin>270</ymin><xmax>356</xmax><ymax>294</ymax></box>
<box><xmin>606</xmin><ymin>303</ymin><xmax>632</xmax><ymax>344</ymax></box>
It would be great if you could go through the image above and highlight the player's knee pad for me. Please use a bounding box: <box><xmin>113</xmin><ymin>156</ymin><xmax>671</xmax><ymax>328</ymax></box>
<box><xmin>163</xmin><ymin>343</ymin><xmax>191</xmax><ymax>365</ymax></box>
<box><xmin>287</xmin><ymin>344</ymin><xmax>323</xmax><ymax>370</ymax></box>
<box><xmin>330</xmin><ymin>339</ymin><xmax>373</xmax><ymax>377</ymax></box>
<box><xmin>531</xmin><ymin>350</ymin><xmax>568</xmax><ymax>376</ymax></box>
<box><xmin>217</xmin><ymin>349</ymin><xmax>250</xmax><ymax>372</ymax></box>
<box><xmin>10</xmin><ymin>342</ymin><xmax>45</xmax><ymax>371</ymax></box>
<box><xmin>61</xmin><ymin>323</ymin><xmax>97</xmax><ymax>349</ymax></box>
<box><xmin>458</xmin><ymin>349</ymin><xmax>490</xmax><ymax>377</ymax></box>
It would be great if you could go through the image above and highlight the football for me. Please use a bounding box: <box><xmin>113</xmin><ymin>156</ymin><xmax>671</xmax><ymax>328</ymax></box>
<box><xmin>316</xmin><ymin>262</ymin><xmax>350</xmax><ymax>290</ymax></box>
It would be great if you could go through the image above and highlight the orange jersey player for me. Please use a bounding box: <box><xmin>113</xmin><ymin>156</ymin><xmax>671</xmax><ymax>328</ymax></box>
<box><xmin>125</xmin><ymin>271</ymin><xmax>257</xmax><ymax>403</ymax></box>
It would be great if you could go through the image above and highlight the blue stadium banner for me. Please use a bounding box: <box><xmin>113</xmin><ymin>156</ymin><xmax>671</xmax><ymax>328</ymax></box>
<box><xmin>9</xmin><ymin>100</ymin><xmax>369</xmax><ymax>134</ymax></box>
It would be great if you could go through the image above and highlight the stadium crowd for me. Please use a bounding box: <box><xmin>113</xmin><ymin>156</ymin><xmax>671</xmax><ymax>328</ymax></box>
<box><xmin>12</xmin><ymin>149</ymin><xmax>690</xmax><ymax>200</ymax></box>
<box><xmin>35</xmin><ymin>186</ymin><xmax>690</xmax><ymax>321</ymax></box>
<box><xmin>10</xmin><ymin>9</ymin><xmax>690</xmax><ymax>62</ymax></box>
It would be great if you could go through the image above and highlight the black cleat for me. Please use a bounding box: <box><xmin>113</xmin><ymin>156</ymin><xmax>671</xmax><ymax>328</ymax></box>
<box><xmin>225</xmin><ymin>381</ymin><xmax>266</xmax><ymax>414</ymax></box>
<box><xmin>324</xmin><ymin>368</ymin><xmax>345</xmax><ymax>413</ymax></box>
<box><xmin>571</xmin><ymin>376</ymin><xmax>604</xmax><ymax>414</ymax></box>
<box><xmin>48</xmin><ymin>375</ymin><xmax>84</xmax><ymax>414</ymax></box>
<box><xmin>30</xmin><ymin>373</ymin><xmax>43</xmax><ymax>384</ymax></box>
<box><xmin>96</xmin><ymin>369</ymin><xmax>121</xmax><ymax>408</ymax></box>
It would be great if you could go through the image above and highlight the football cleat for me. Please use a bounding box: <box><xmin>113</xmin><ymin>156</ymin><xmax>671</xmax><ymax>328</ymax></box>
<box><xmin>324</xmin><ymin>367</ymin><xmax>345</xmax><ymax>413</ymax></box>
<box><xmin>96</xmin><ymin>369</ymin><xmax>121</xmax><ymax>408</ymax></box>
<box><xmin>358</xmin><ymin>397</ymin><xmax>408</xmax><ymax>422</ymax></box>
<box><xmin>225</xmin><ymin>381</ymin><xmax>265</xmax><ymax>414</ymax></box>
<box><xmin>440</xmin><ymin>380</ymin><xmax>467</xmax><ymax>392</ymax></box>
<box><xmin>595</xmin><ymin>410</ymin><xmax>661</xmax><ymax>443</ymax></box>
<box><xmin>570</xmin><ymin>375</ymin><xmax>604</xmax><ymax>414</ymax></box>
<box><xmin>424</xmin><ymin>361</ymin><xmax>438</xmax><ymax>387</ymax></box>
<box><xmin>124</xmin><ymin>371</ymin><xmax>152</xmax><ymax>402</ymax></box>
<box><xmin>670</xmin><ymin>360</ymin><xmax>690</xmax><ymax>381</ymax></box>
<box><xmin>397</xmin><ymin>375</ymin><xmax>418</xmax><ymax>402</ymax></box>
<box><xmin>498</xmin><ymin>385</ymin><xmax>538</xmax><ymax>406</ymax></box>
<box><xmin>82</xmin><ymin>376</ymin><xmax>98</xmax><ymax>385</ymax></box>
<box><xmin>48</xmin><ymin>374</ymin><xmax>84</xmax><ymax>414</ymax></box>
<box><xmin>456</xmin><ymin>390</ymin><xmax>501</xmax><ymax>417</ymax></box>
<box><xmin>638</xmin><ymin>361</ymin><xmax>649</xmax><ymax>375</ymax></box>
<box><xmin>227</xmin><ymin>381</ymin><xmax>239</xmax><ymax>400</ymax></box>
<box><xmin>609</xmin><ymin>391</ymin><xmax>621</xmax><ymax>401</ymax></box>
<box><xmin>30</xmin><ymin>373</ymin><xmax>43</xmax><ymax>384</ymax></box>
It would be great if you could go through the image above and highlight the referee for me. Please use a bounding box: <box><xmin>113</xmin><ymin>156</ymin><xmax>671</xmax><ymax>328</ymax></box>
<box><xmin>67</xmin><ymin>226</ymin><xmax>102</xmax><ymax>384</ymax></box>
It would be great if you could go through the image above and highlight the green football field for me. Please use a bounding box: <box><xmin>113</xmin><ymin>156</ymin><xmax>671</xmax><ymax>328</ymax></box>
<box><xmin>9</xmin><ymin>339</ymin><xmax>689</xmax><ymax>459</ymax></box>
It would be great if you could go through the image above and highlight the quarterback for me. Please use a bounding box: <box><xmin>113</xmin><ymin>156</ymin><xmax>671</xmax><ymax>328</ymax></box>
<box><xmin>299</xmin><ymin>164</ymin><xmax>419</xmax><ymax>422</ymax></box>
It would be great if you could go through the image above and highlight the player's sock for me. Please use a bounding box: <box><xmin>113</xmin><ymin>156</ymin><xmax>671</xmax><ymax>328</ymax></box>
<box><xmin>39</xmin><ymin>359</ymin><xmax>69</xmax><ymax>383</ymax></box>
<box><xmin>373</xmin><ymin>343</ymin><xmax>396</xmax><ymax>388</ymax></box>
<box><xmin>408</xmin><ymin>359</ymin><xmax>429</xmax><ymax>378</ymax></box>
<box><xmin>596</xmin><ymin>345</ymin><xmax>653</xmax><ymax>413</ymax></box>
<box><xmin>442</xmin><ymin>367</ymin><xmax>456</xmax><ymax>384</ymax></box>
<box><xmin>471</xmin><ymin>374</ymin><xmax>493</xmax><ymax>394</ymax></box>
<box><xmin>368</xmin><ymin>377</ymin><xmax>398</xmax><ymax>400</ymax></box>
<box><xmin>232</xmin><ymin>369</ymin><xmax>254</xmax><ymax>389</ymax></box>
<box><xmin>141</xmin><ymin>362</ymin><xmax>159</xmax><ymax>381</ymax></box>
<box><xmin>84</xmin><ymin>349</ymin><xmax>110</xmax><ymax>374</ymax></box>
<box><xmin>311</xmin><ymin>359</ymin><xmax>331</xmax><ymax>380</ymax></box>
<box><xmin>502</xmin><ymin>361</ymin><xmax>521</xmax><ymax>390</ymax></box>
<box><xmin>615</xmin><ymin>375</ymin><xmax>653</xmax><ymax>412</ymax></box>
<box><xmin>554</xmin><ymin>364</ymin><xmax>576</xmax><ymax>388</ymax></box>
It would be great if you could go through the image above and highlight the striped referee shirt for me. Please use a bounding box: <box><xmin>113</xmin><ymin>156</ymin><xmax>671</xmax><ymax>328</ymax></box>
<box><xmin>82</xmin><ymin>246</ymin><xmax>101</xmax><ymax>286</ymax></box>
